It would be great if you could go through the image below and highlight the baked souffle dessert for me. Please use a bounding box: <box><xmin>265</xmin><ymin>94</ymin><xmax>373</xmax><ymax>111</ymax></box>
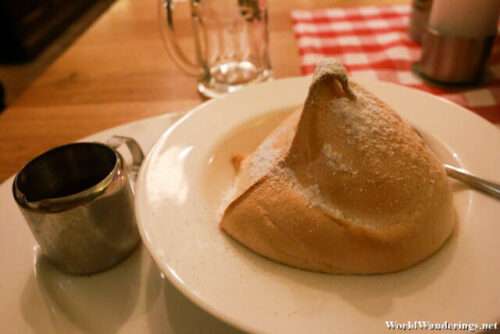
<box><xmin>220</xmin><ymin>59</ymin><xmax>455</xmax><ymax>274</ymax></box>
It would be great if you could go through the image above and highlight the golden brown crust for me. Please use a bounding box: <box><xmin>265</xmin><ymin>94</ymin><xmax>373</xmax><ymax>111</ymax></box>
<box><xmin>220</xmin><ymin>59</ymin><xmax>455</xmax><ymax>274</ymax></box>
<box><xmin>231</xmin><ymin>153</ymin><xmax>246</xmax><ymax>171</ymax></box>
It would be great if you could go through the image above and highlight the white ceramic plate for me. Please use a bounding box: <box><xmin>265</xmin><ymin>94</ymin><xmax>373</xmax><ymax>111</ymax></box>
<box><xmin>135</xmin><ymin>77</ymin><xmax>500</xmax><ymax>334</ymax></box>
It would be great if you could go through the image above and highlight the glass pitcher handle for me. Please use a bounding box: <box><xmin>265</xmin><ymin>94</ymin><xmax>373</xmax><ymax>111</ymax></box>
<box><xmin>159</xmin><ymin>0</ymin><xmax>203</xmax><ymax>77</ymax></box>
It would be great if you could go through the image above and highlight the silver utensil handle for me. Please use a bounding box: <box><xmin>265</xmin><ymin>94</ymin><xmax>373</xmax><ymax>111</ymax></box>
<box><xmin>444</xmin><ymin>164</ymin><xmax>500</xmax><ymax>199</ymax></box>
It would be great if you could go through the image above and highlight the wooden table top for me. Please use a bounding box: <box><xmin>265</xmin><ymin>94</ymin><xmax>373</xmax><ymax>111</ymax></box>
<box><xmin>0</xmin><ymin>0</ymin><xmax>407</xmax><ymax>183</ymax></box>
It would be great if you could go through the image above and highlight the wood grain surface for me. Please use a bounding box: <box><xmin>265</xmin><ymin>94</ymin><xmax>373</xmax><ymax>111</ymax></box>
<box><xmin>0</xmin><ymin>0</ymin><xmax>408</xmax><ymax>182</ymax></box>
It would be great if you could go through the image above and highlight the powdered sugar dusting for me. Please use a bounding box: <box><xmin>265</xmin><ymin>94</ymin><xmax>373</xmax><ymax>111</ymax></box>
<box><xmin>322</xmin><ymin>143</ymin><xmax>357</xmax><ymax>175</ymax></box>
<box><xmin>248</xmin><ymin>136</ymin><xmax>281</xmax><ymax>181</ymax></box>
<box><xmin>329</xmin><ymin>84</ymin><xmax>400</xmax><ymax>149</ymax></box>
<box><xmin>274</xmin><ymin>167</ymin><xmax>345</xmax><ymax>220</ymax></box>
<box><xmin>217</xmin><ymin>184</ymin><xmax>236</xmax><ymax>221</ymax></box>
<box><xmin>313</xmin><ymin>59</ymin><xmax>356</xmax><ymax>100</ymax></box>
<box><xmin>325</xmin><ymin>82</ymin><xmax>420</xmax><ymax>184</ymax></box>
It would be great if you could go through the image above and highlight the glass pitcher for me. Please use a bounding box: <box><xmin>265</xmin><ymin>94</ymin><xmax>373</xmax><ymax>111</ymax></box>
<box><xmin>159</xmin><ymin>0</ymin><xmax>273</xmax><ymax>98</ymax></box>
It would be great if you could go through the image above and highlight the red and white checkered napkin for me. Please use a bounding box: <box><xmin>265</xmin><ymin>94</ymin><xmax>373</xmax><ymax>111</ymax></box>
<box><xmin>291</xmin><ymin>4</ymin><xmax>500</xmax><ymax>123</ymax></box>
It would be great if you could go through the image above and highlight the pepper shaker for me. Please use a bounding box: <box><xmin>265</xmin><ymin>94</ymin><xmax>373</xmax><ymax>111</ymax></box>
<box><xmin>413</xmin><ymin>0</ymin><xmax>500</xmax><ymax>86</ymax></box>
